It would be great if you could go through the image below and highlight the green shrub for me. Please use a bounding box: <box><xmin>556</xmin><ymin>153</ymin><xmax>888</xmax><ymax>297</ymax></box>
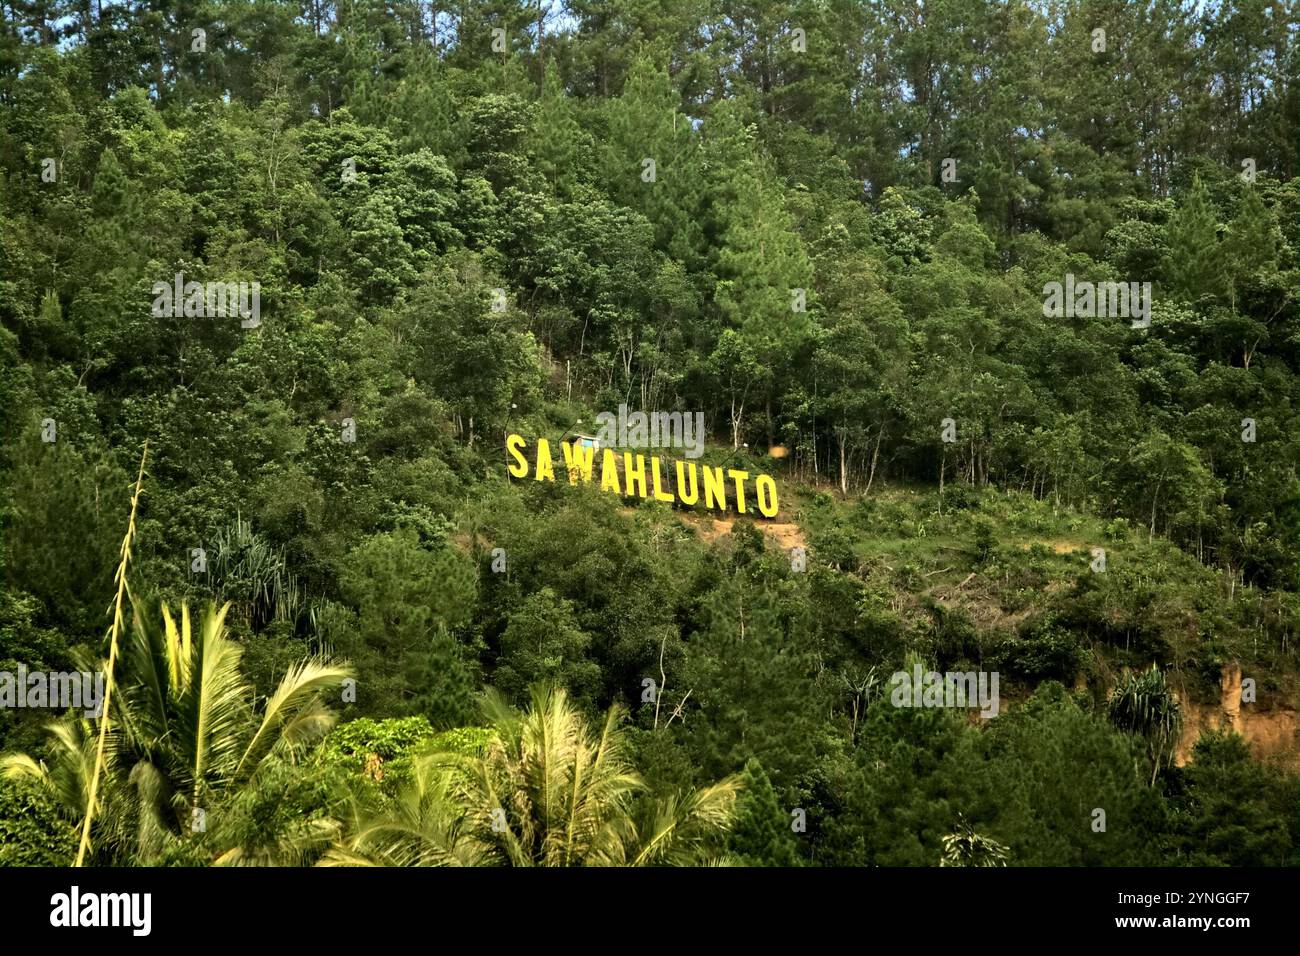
<box><xmin>989</xmin><ymin>619</ymin><xmax>1087</xmax><ymax>682</ymax></box>
<box><xmin>0</xmin><ymin>778</ymin><xmax>76</xmax><ymax>867</ymax></box>
<box><xmin>424</xmin><ymin>726</ymin><xmax>496</xmax><ymax>758</ymax></box>
<box><xmin>811</xmin><ymin>526</ymin><xmax>857</xmax><ymax>571</ymax></box>
<box><xmin>319</xmin><ymin>716</ymin><xmax>439</xmax><ymax>792</ymax></box>
<box><xmin>942</xmin><ymin>484</ymin><xmax>979</xmax><ymax>512</ymax></box>
<box><xmin>971</xmin><ymin>516</ymin><xmax>997</xmax><ymax>565</ymax></box>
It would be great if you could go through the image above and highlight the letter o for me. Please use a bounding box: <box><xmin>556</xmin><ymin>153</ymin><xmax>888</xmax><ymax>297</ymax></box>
<box><xmin>755</xmin><ymin>475</ymin><xmax>779</xmax><ymax>518</ymax></box>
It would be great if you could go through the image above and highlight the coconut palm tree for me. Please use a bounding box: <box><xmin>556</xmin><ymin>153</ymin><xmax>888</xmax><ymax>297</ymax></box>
<box><xmin>325</xmin><ymin>685</ymin><xmax>740</xmax><ymax>867</ymax></box>
<box><xmin>322</xmin><ymin>752</ymin><xmax>491</xmax><ymax>867</ymax></box>
<box><xmin>2</xmin><ymin>600</ymin><xmax>351</xmax><ymax>864</ymax></box>
<box><xmin>0</xmin><ymin>715</ymin><xmax>140</xmax><ymax>862</ymax></box>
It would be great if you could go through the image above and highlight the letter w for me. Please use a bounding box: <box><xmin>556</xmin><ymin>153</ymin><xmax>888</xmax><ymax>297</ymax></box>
<box><xmin>562</xmin><ymin>442</ymin><xmax>595</xmax><ymax>484</ymax></box>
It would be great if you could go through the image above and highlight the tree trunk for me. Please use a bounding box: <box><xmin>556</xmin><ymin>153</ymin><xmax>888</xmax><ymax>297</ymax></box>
<box><xmin>865</xmin><ymin>426</ymin><xmax>883</xmax><ymax>495</ymax></box>
<box><xmin>839</xmin><ymin>436</ymin><xmax>848</xmax><ymax>495</ymax></box>
<box><xmin>1149</xmin><ymin>478</ymin><xmax>1162</xmax><ymax>541</ymax></box>
<box><xmin>938</xmin><ymin>448</ymin><xmax>946</xmax><ymax>516</ymax></box>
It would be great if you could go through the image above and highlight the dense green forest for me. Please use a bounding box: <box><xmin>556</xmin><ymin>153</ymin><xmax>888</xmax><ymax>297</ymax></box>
<box><xmin>1</xmin><ymin>0</ymin><xmax>1298</xmax><ymax>867</ymax></box>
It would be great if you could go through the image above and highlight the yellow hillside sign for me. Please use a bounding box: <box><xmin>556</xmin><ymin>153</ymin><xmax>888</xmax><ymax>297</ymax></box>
<box><xmin>506</xmin><ymin>434</ymin><xmax>779</xmax><ymax>518</ymax></box>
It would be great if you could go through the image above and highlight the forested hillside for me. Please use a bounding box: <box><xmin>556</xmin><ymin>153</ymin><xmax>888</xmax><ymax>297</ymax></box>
<box><xmin>1</xmin><ymin>0</ymin><xmax>1298</xmax><ymax>867</ymax></box>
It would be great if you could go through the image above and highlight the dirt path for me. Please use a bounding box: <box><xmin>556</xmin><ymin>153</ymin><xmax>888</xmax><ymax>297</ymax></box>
<box><xmin>692</xmin><ymin>516</ymin><xmax>807</xmax><ymax>550</ymax></box>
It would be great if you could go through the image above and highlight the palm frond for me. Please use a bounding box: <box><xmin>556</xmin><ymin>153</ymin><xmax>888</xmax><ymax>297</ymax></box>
<box><xmin>237</xmin><ymin>658</ymin><xmax>352</xmax><ymax>779</ymax></box>
<box><xmin>336</xmin><ymin>683</ymin><xmax>740</xmax><ymax>867</ymax></box>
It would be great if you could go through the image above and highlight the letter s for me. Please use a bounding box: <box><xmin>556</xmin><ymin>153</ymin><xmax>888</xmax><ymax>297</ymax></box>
<box><xmin>506</xmin><ymin>434</ymin><xmax>529</xmax><ymax>478</ymax></box>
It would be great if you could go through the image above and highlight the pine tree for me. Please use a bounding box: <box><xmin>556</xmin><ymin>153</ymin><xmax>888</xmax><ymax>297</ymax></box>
<box><xmin>728</xmin><ymin>759</ymin><xmax>802</xmax><ymax>866</ymax></box>
<box><xmin>682</xmin><ymin>580</ymin><xmax>826</xmax><ymax>793</ymax></box>
<box><xmin>1164</xmin><ymin>176</ymin><xmax>1226</xmax><ymax>300</ymax></box>
<box><xmin>709</xmin><ymin>106</ymin><xmax>814</xmax><ymax>446</ymax></box>
<box><xmin>1222</xmin><ymin>186</ymin><xmax>1280</xmax><ymax>309</ymax></box>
